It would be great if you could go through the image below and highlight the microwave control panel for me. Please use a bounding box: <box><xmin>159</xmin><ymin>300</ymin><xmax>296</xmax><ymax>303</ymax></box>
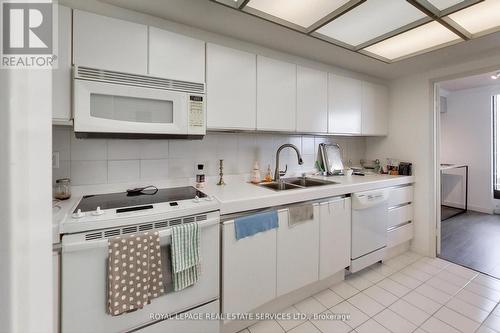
<box><xmin>188</xmin><ymin>95</ymin><xmax>204</xmax><ymax>127</ymax></box>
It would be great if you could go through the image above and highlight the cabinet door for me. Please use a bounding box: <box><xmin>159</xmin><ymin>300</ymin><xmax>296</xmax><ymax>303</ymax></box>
<box><xmin>362</xmin><ymin>82</ymin><xmax>389</xmax><ymax>136</ymax></box>
<box><xmin>206</xmin><ymin>43</ymin><xmax>256</xmax><ymax>130</ymax></box>
<box><xmin>73</xmin><ymin>10</ymin><xmax>147</xmax><ymax>74</ymax></box>
<box><xmin>297</xmin><ymin>66</ymin><xmax>328</xmax><ymax>133</ymax></box>
<box><xmin>277</xmin><ymin>207</ymin><xmax>319</xmax><ymax>296</ymax></box>
<box><xmin>319</xmin><ymin>198</ymin><xmax>351</xmax><ymax>280</ymax></box>
<box><xmin>222</xmin><ymin>221</ymin><xmax>276</xmax><ymax>314</ymax></box>
<box><xmin>257</xmin><ymin>56</ymin><xmax>296</xmax><ymax>131</ymax></box>
<box><xmin>149</xmin><ymin>27</ymin><xmax>205</xmax><ymax>83</ymax></box>
<box><xmin>53</xmin><ymin>5</ymin><xmax>72</xmax><ymax>122</ymax></box>
<box><xmin>328</xmin><ymin>74</ymin><xmax>362</xmax><ymax>134</ymax></box>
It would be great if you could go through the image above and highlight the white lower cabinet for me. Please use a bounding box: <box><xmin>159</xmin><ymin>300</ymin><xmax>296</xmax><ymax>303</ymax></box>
<box><xmin>386</xmin><ymin>185</ymin><xmax>414</xmax><ymax>248</ymax></box>
<box><xmin>277</xmin><ymin>207</ymin><xmax>320</xmax><ymax>296</ymax></box>
<box><xmin>222</xmin><ymin>220</ymin><xmax>277</xmax><ymax>315</ymax></box>
<box><xmin>319</xmin><ymin>198</ymin><xmax>351</xmax><ymax>279</ymax></box>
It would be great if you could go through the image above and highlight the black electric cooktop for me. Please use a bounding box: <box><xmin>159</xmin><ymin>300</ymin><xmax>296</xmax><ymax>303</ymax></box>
<box><xmin>74</xmin><ymin>186</ymin><xmax>207</xmax><ymax>213</ymax></box>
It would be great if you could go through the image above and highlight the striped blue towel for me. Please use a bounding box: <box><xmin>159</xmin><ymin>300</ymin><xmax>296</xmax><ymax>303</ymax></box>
<box><xmin>171</xmin><ymin>222</ymin><xmax>200</xmax><ymax>291</ymax></box>
<box><xmin>234</xmin><ymin>210</ymin><xmax>279</xmax><ymax>240</ymax></box>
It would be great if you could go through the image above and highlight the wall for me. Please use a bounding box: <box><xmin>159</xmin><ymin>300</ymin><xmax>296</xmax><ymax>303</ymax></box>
<box><xmin>366</xmin><ymin>52</ymin><xmax>500</xmax><ymax>256</ymax></box>
<box><xmin>53</xmin><ymin>127</ymin><xmax>366</xmax><ymax>186</ymax></box>
<box><xmin>440</xmin><ymin>85</ymin><xmax>500</xmax><ymax>213</ymax></box>
<box><xmin>0</xmin><ymin>71</ymin><xmax>53</xmax><ymax>332</ymax></box>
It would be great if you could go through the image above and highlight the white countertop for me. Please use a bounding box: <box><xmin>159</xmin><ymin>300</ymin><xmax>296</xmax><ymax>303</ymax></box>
<box><xmin>52</xmin><ymin>173</ymin><xmax>414</xmax><ymax>244</ymax></box>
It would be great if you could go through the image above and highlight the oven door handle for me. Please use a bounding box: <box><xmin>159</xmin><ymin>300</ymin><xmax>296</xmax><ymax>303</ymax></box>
<box><xmin>62</xmin><ymin>217</ymin><xmax>219</xmax><ymax>253</ymax></box>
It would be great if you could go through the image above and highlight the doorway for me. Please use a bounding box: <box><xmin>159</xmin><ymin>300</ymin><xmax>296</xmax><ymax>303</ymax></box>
<box><xmin>436</xmin><ymin>71</ymin><xmax>500</xmax><ymax>279</ymax></box>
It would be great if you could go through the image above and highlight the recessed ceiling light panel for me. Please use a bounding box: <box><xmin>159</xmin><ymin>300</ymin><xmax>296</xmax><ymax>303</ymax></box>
<box><xmin>425</xmin><ymin>0</ymin><xmax>468</xmax><ymax>11</ymax></box>
<box><xmin>447</xmin><ymin>0</ymin><xmax>500</xmax><ymax>35</ymax></box>
<box><xmin>245</xmin><ymin>0</ymin><xmax>351</xmax><ymax>28</ymax></box>
<box><xmin>362</xmin><ymin>21</ymin><xmax>461</xmax><ymax>61</ymax></box>
<box><xmin>315</xmin><ymin>0</ymin><xmax>427</xmax><ymax>47</ymax></box>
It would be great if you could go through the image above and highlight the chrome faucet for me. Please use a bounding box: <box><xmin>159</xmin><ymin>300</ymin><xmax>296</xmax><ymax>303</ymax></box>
<box><xmin>274</xmin><ymin>144</ymin><xmax>303</xmax><ymax>181</ymax></box>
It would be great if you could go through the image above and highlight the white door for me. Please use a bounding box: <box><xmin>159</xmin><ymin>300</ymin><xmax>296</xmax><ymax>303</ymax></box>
<box><xmin>222</xmin><ymin>220</ymin><xmax>277</xmax><ymax>315</ymax></box>
<box><xmin>362</xmin><ymin>82</ymin><xmax>389</xmax><ymax>136</ymax></box>
<box><xmin>73</xmin><ymin>10</ymin><xmax>148</xmax><ymax>74</ymax></box>
<box><xmin>277</xmin><ymin>207</ymin><xmax>319</xmax><ymax>296</ymax></box>
<box><xmin>257</xmin><ymin>56</ymin><xmax>296</xmax><ymax>132</ymax></box>
<box><xmin>328</xmin><ymin>74</ymin><xmax>362</xmax><ymax>135</ymax></box>
<box><xmin>52</xmin><ymin>5</ymin><xmax>71</xmax><ymax>122</ymax></box>
<box><xmin>319</xmin><ymin>198</ymin><xmax>351</xmax><ymax>279</ymax></box>
<box><xmin>206</xmin><ymin>43</ymin><xmax>256</xmax><ymax>130</ymax></box>
<box><xmin>149</xmin><ymin>27</ymin><xmax>205</xmax><ymax>83</ymax></box>
<box><xmin>297</xmin><ymin>66</ymin><xmax>328</xmax><ymax>133</ymax></box>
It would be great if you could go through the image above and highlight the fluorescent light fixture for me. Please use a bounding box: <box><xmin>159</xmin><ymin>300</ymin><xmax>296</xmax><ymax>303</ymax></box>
<box><xmin>492</xmin><ymin>72</ymin><xmax>500</xmax><ymax>80</ymax></box>
<box><xmin>245</xmin><ymin>0</ymin><xmax>350</xmax><ymax>28</ymax></box>
<box><xmin>363</xmin><ymin>21</ymin><xmax>461</xmax><ymax>61</ymax></box>
<box><xmin>447</xmin><ymin>0</ymin><xmax>500</xmax><ymax>35</ymax></box>
<box><xmin>316</xmin><ymin>0</ymin><xmax>427</xmax><ymax>47</ymax></box>
<box><xmin>213</xmin><ymin>0</ymin><xmax>246</xmax><ymax>8</ymax></box>
<box><xmin>425</xmin><ymin>0</ymin><xmax>466</xmax><ymax>11</ymax></box>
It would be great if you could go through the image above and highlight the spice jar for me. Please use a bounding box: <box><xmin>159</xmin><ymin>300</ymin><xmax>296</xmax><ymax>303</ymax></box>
<box><xmin>54</xmin><ymin>178</ymin><xmax>71</xmax><ymax>200</ymax></box>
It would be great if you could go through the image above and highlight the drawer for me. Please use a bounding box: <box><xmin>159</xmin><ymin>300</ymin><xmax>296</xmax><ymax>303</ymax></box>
<box><xmin>387</xmin><ymin>222</ymin><xmax>413</xmax><ymax>248</ymax></box>
<box><xmin>388</xmin><ymin>185</ymin><xmax>413</xmax><ymax>207</ymax></box>
<box><xmin>388</xmin><ymin>203</ymin><xmax>413</xmax><ymax>229</ymax></box>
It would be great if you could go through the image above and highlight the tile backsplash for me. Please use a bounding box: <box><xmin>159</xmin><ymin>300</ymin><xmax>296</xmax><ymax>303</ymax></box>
<box><xmin>52</xmin><ymin>126</ymin><xmax>366</xmax><ymax>186</ymax></box>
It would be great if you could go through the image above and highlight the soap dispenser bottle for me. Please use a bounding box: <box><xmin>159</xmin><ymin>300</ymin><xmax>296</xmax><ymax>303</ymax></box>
<box><xmin>250</xmin><ymin>161</ymin><xmax>261</xmax><ymax>184</ymax></box>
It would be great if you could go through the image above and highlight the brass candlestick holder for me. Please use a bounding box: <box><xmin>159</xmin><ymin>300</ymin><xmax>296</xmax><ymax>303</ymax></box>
<box><xmin>216</xmin><ymin>159</ymin><xmax>226</xmax><ymax>186</ymax></box>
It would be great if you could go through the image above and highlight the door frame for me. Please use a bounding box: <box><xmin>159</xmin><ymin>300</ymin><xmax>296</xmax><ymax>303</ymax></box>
<box><xmin>430</xmin><ymin>65</ymin><xmax>500</xmax><ymax>257</ymax></box>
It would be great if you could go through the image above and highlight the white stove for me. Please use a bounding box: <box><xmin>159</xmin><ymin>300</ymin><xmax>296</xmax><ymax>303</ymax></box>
<box><xmin>60</xmin><ymin>186</ymin><xmax>221</xmax><ymax>333</ymax></box>
<box><xmin>61</xmin><ymin>186</ymin><xmax>219</xmax><ymax>234</ymax></box>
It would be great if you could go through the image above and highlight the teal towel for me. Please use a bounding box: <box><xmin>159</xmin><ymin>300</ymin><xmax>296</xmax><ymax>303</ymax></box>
<box><xmin>234</xmin><ymin>210</ymin><xmax>279</xmax><ymax>240</ymax></box>
<box><xmin>171</xmin><ymin>222</ymin><xmax>200</xmax><ymax>291</ymax></box>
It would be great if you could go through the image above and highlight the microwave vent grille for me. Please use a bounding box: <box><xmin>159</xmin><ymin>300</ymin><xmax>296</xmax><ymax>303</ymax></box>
<box><xmin>75</xmin><ymin>66</ymin><xmax>205</xmax><ymax>94</ymax></box>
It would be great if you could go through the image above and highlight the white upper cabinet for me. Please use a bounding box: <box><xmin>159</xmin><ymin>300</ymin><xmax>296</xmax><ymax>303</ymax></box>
<box><xmin>73</xmin><ymin>10</ymin><xmax>148</xmax><ymax>74</ymax></box>
<box><xmin>206</xmin><ymin>43</ymin><xmax>256</xmax><ymax>130</ymax></box>
<box><xmin>149</xmin><ymin>27</ymin><xmax>205</xmax><ymax>83</ymax></box>
<box><xmin>257</xmin><ymin>56</ymin><xmax>296</xmax><ymax>132</ymax></box>
<box><xmin>328</xmin><ymin>74</ymin><xmax>362</xmax><ymax>135</ymax></box>
<box><xmin>297</xmin><ymin>66</ymin><xmax>328</xmax><ymax>133</ymax></box>
<box><xmin>362</xmin><ymin>82</ymin><xmax>389</xmax><ymax>136</ymax></box>
<box><xmin>53</xmin><ymin>5</ymin><xmax>72</xmax><ymax>122</ymax></box>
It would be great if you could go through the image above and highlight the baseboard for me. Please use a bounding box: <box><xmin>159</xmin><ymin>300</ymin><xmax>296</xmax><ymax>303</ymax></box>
<box><xmin>442</xmin><ymin>201</ymin><xmax>493</xmax><ymax>214</ymax></box>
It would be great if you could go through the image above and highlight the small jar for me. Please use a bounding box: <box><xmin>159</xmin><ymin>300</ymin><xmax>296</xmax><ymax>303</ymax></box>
<box><xmin>54</xmin><ymin>178</ymin><xmax>71</xmax><ymax>200</ymax></box>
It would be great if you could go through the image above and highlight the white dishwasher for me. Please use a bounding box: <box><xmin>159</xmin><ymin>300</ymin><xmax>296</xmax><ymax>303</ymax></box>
<box><xmin>350</xmin><ymin>189</ymin><xmax>389</xmax><ymax>272</ymax></box>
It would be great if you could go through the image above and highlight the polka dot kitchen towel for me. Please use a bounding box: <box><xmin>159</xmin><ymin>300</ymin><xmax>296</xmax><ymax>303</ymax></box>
<box><xmin>107</xmin><ymin>231</ymin><xmax>165</xmax><ymax>316</ymax></box>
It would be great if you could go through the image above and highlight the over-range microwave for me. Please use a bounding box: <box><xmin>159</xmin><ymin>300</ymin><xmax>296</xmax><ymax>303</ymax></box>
<box><xmin>73</xmin><ymin>66</ymin><xmax>206</xmax><ymax>139</ymax></box>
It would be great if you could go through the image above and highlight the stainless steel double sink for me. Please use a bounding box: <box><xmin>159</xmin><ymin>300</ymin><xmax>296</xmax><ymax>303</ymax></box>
<box><xmin>256</xmin><ymin>177</ymin><xmax>339</xmax><ymax>191</ymax></box>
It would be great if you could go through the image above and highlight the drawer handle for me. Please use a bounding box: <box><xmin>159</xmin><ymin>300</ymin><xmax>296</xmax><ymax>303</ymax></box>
<box><xmin>387</xmin><ymin>221</ymin><xmax>412</xmax><ymax>232</ymax></box>
<box><xmin>388</xmin><ymin>202</ymin><xmax>412</xmax><ymax>210</ymax></box>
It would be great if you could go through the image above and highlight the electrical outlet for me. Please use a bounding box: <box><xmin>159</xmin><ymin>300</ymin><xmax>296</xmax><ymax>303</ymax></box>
<box><xmin>52</xmin><ymin>151</ymin><xmax>60</xmax><ymax>169</ymax></box>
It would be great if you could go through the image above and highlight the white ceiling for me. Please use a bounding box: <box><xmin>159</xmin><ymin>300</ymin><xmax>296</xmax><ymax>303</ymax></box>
<box><xmin>440</xmin><ymin>71</ymin><xmax>500</xmax><ymax>91</ymax></box>
<box><xmin>98</xmin><ymin>0</ymin><xmax>500</xmax><ymax>79</ymax></box>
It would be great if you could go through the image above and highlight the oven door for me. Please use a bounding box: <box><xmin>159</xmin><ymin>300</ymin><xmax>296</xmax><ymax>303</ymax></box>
<box><xmin>61</xmin><ymin>213</ymin><xmax>219</xmax><ymax>333</ymax></box>
<box><xmin>74</xmin><ymin>79</ymin><xmax>188</xmax><ymax>137</ymax></box>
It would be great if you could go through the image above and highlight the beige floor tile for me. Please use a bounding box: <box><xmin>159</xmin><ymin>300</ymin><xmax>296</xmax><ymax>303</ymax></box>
<box><xmin>330</xmin><ymin>301</ymin><xmax>370</xmax><ymax>329</ymax></box>
<box><xmin>313</xmin><ymin>288</ymin><xmax>343</xmax><ymax>309</ymax></box>
<box><xmin>420</xmin><ymin>316</ymin><xmax>461</xmax><ymax>333</ymax></box>
<box><xmin>456</xmin><ymin>289</ymin><xmax>497</xmax><ymax>312</ymax></box>
<box><xmin>373</xmin><ymin>308</ymin><xmax>417</xmax><ymax>333</ymax></box>
<box><xmin>330</xmin><ymin>281</ymin><xmax>360</xmax><ymax>299</ymax></box>
<box><xmin>474</xmin><ymin>274</ymin><xmax>500</xmax><ymax>292</ymax></box>
<box><xmin>377</xmin><ymin>277</ymin><xmax>411</xmax><ymax>297</ymax></box>
<box><xmin>484</xmin><ymin>313</ymin><xmax>500</xmax><ymax>332</ymax></box>
<box><xmin>310</xmin><ymin>310</ymin><xmax>352</xmax><ymax>333</ymax></box>
<box><xmin>355</xmin><ymin>319</ymin><xmax>391</xmax><ymax>333</ymax></box>
<box><xmin>446</xmin><ymin>297</ymin><xmax>489</xmax><ymax>323</ymax></box>
<box><xmin>288</xmin><ymin>321</ymin><xmax>321</xmax><ymax>333</ymax></box>
<box><xmin>294</xmin><ymin>297</ymin><xmax>327</xmax><ymax>315</ymax></box>
<box><xmin>426</xmin><ymin>276</ymin><xmax>463</xmax><ymax>296</ymax></box>
<box><xmin>445</xmin><ymin>264</ymin><xmax>479</xmax><ymax>280</ymax></box>
<box><xmin>275</xmin><ymin>306</ymin><xmax>306</xmax><ymax>331</ymax></box>
<box><xmin>415</xmin><ymin>283</ymin><xmax>453</xmax><ymax>304</ymax></box>
<box><xmin>363</xmin><ymin>285</ymin><xmax>399</xmax><ymax>307</ymax></box>
<box><xmin>400</xmin><ymin>266</ymin><xmax>433</xmax><ymax>282</ymax></box>
<box><xmin>347</xmin><ymin>292</ymin><xmax>385</xmax><ymax>317</ymax></box>
<box><xmin>249</xmin><ymin>320</ymin><xmax>284</xmax><ymax>333</ymax></box>
<box><xmin>389</xmin><ymin>271</ymin><xmax>422</xmax><ymax>289</ymax></box>
<box><xmin>402</xmin><ymin>290</ymin><xmax>442</xmax><ymax>314</ymax></box>
<box><xmin>346</xmin><ymin>274</ymin><xmax>374</xmax><ymax>291</ymax></box>
<box><xmin>465</xmin><ymin>282</ymin><xmax>500</xmax><ymax>303</ymax></box>
<box><xmin>434</xmin><ymin>307</ymin><xmax>481</xmax><ymax>333</ymax></box>
<box><xmin>389</xmin><ymin>299</ymin><xmax>430</xmax><ymax>326</ymax></box>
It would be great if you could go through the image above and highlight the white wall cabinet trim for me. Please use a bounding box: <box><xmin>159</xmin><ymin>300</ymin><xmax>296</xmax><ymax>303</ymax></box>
<box><xmin>73</xmin><ymin>10</ymin><xmax>148</xmax><ymax>75</ymax></box>
<box><xmin>206</xmin><ymin>43</ymin><xmax>257</xmax><ymax>130</ymax></box>
<box><xmin>257</xmin><ymin>56</ymin><xmax>296</xmax><ymax>132</ymax></box>
<box><xmin>148</xmin><ymin>27</ymin><xmax>205</xmax><ymax>83</ymax></box>
<box><xmin>297</xmin><ymin>66</ymin><xmax>328</xmax><ymax>133</ymax></box>
<box><xmin>53</xmin><ymin>5</ymin><xmax>72</xmax><ymax>123</ymax></box>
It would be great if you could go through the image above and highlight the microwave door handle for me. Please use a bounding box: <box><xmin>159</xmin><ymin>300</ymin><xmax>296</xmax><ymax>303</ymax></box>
<box><xmin>62</xmin><ymin>217</ymin><xmax>219</xmax><ymax>253</ymax></box>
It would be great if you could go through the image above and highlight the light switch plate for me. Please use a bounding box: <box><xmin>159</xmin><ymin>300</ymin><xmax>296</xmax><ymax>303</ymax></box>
<box><xmin>52</xmin><ymin>151</ymin><xmax>60</xmax><ymax>169</ymax></box>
